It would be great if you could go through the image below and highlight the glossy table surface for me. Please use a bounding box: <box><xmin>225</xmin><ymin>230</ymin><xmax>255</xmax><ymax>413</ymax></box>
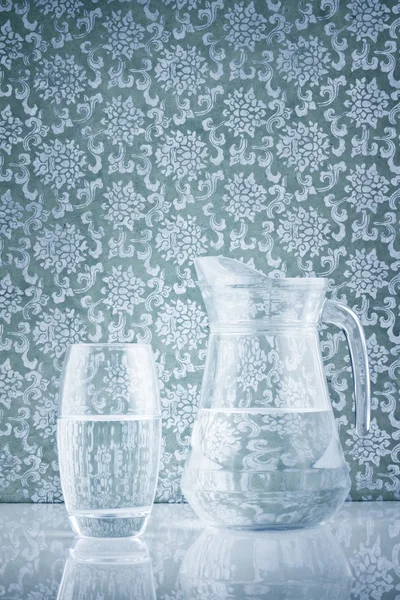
<box><xmin>1</xmin><ymin>502</ymin><xmax>400</xmax><ymax>599</ymax></box>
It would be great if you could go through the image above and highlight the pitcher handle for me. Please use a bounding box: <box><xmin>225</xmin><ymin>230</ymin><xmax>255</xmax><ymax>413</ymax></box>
<box><xmin>322</xmin><ymin>299</ymin><xmax>370</xmax><ymax>437</ymax></box>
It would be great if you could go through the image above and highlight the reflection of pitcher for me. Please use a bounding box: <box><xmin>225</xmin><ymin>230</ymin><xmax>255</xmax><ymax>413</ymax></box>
<box><xmin>182</xmin><ymin>257</ymin><xmax>370</xmax><ymax>529</ymax></box>
<box><xmin>57</xmin><ymin>538</ymin><xmax>156</xmax><ymax>600</ymax></box>
<box><xmin>180</xmin><ymin>526</ymin><xmax>353</xmax><ymax>600</ymax></box>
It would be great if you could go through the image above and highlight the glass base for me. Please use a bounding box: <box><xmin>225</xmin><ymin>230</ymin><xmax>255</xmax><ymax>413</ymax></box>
<box><xmin>182</xmin><ymin>483</ymin><xmax>350</xmax><ymax>530</ymax></box>
<box><xmin>69</xmin><ymin>510</ymin><xmax>150</xmax><ymax>538</ymax></box>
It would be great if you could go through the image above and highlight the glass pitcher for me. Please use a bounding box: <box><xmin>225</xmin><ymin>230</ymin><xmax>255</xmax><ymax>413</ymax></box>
<box><xmin>181</xmin><ymin>257</ymin><xmax>370</xmax><ymax>529</ymax></box>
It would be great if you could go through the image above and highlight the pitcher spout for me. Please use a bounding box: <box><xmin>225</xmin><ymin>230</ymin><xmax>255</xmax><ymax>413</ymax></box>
<box><xmin>194</xmin><ymin>256</ymin><xmax>267</xmax><ymax>286</ymax></box>
<box><xmin>193</xmin><ymin>256</ymin><xmax>327</xmax><ymax>327</ymax></box>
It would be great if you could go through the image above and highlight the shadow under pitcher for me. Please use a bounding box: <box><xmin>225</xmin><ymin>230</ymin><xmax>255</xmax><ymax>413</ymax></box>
<box><xmin>57</xmin><ymin>343</ymin><xmax>161</xmax><ymax>538</ymax></box>
<box><xmin>181</xmin><ymin>257</ymin><xmax>371</xmax><ymax>530</ymax></box>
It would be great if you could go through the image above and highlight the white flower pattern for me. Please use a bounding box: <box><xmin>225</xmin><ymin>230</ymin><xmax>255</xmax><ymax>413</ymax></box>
<box><xmin>0</xmin><ymin>190</ymin><xmax>23</xmax><ymax>239</ymax></box>
<box><xmin>238</xmin><ymin>337</ymin><xmax>267</xmax><ymax>392</ymax></box>
<box><xmin>345</xmin><ymin>78</ymin><xmax>389</xmax><ymax>128</ymax></box>
<box><xmin>223</xmin><ymin>88</ymin><xmax>267</xmax><ymax>137</ymax></box>
<box><xmin>224</xmin><ymin>1</ymin><xmax>268</xmax><ymax>52</ymax></box>
<box><xmin>0</xmin><ymin>445</ymin><xmax>22</xmax><ymax>489</ymax></box>
<box><xmin>34</xmin><ymin>55</ymin><xmax>87</xmax><ymax>105</ymax></box>
<box><xmin>102</xmin><ymin>266</ymin><xmax>146</xmax><ymax>315</ymax></box>
<box><xmin>0</xmin><ymin>359</ymin><xmax>24</xmax><ymax>410</ymax></box>
<box><xmin>102</xmin><ymin>181</ymin><xmax>146</xmax><ymax>230</ymax></box>
<box><xmin>155</xmin><ymin>215</ymin><xmax>208</xmax><ymax>265</ymax></box>
<box><xmin>344</xmin><ymin>249</ymin><xmax>389</xmax><ymax>299</ymax></box>
<box><xmin>346</xmin><ymin>0</ymin><xmax>390</xmax><ymax>42</ymax></box>
<box><xmin>36</xmin><ymin>0</ymin><xmax>84</xmax><ymax>18</ymax></box>
<box><xmin>102</xmin><ymin>97</ymin><xmax>145</xmax><ymax>145</ymax></box>
<box><xmin>156</xmin><ymin>131</ymin><xmax>208</xmax><ymax>181</ymax></box>
<box><xmin>0</xmin><ymin>21</ymin><xmax>23</xmax><ymax>70</ymax></box>
<box><xmin>155</xmin><ymin>299</ymin><xmax>208</xmax><ymax>351</ymax></box>
<box><xmin>367</xmin><ymin>333</ymin><xmax>389</xmax><ymax>383</ymax></box>
<box><xmin>0</xmin><ymin>274</ymin><xmax>23</xmax><ymax>324</ymax></box>
<box><xmin>155</xmin><ymin>45</ymin><xmax>208</xmax><ymax>96</ymax></box>
<box><xmin>33</xmin><ymin>139</ymin><xmax>86</xmax><ymax>190</ymax></box>
<box><xmin>33</xmin><ymin>308</ymin><xmax>87</xmax><ymax>359</ymax></box>
<box><xmin>223</xmin><ymin>173</ymin><xmax>268</xmax><ymax>221</ymax></box>
<box><xmin>346</xmin><ymin>418</ymin><xmax>391</xmax><ymax>467</ymax></box>
<box><xmin>103</xmin><ymin>10</ymin><xmax>145</xmax><ymax>60</ymax></box>
<box><xmin>277</xmin><ymin>206</ymin><xmax>331</xmax><ymax>257</ymax></box>
<box><xmin>162</xmin><ymin>383</ymin><xmax>199</xmax><ymax>435</ymax></box>
<box><xmin>345</xmin><ymin>164</ymin><xmax>390</xmax><ymax>213</ymax></box>
<box><xmin>0</xmin><ymin>105</ymin><xmax>23</xmax><ymax>155</ymax></box>
<box><xmin>276</xmin><ymin>377</ymin><xmax>314</xmax><ymax>408</ymax></box>
<box><xmin>0</xmin><ymin>0</ymin><xmax>399</xmax><ymax>505</ymax></box>
<box><xmin>277</xmin><ymin>36</ymin><xmax>331</xmax><ymax>87</ymax></box>
<box><xmin>33</xmin><ymin>224</ymin><xmax>87</xmax><ymax>274</ymax></box>
<box><xmin>277</xmin><ymin>122</ymin><xmax>330</xmax><ymax>172</ymax></box>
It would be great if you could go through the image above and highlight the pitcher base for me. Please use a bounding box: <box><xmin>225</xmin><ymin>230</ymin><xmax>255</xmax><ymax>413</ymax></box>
<box><xmin>183</xmin><ymin>487</ymin><xmax>349</xmax><ymax>530</ymax></box>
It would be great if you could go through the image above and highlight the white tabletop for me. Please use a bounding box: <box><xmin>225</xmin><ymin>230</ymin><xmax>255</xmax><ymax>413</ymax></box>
<box><xmin>0</xmin><ymin>501</ymin><xmax>399</xmax><ymax>599</ymax></box>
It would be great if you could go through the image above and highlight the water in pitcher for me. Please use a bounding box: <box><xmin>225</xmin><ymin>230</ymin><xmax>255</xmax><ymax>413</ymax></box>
<box><xmin>58</xmin><ymin>415</ymin><xmax>161</xmax><ymax>537</ymax></box>
<box><xmin>182</xmin><ymin>407</ymin><xmax>350</xmax><ymax>529</ymax></box>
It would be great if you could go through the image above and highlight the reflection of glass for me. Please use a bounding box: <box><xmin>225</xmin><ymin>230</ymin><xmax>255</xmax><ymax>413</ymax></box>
<box><xmin>58</xmin><ymin>344</ymin><xmax>161</xmax><ymax>538</ymax></box>
<box><xmin>57</xmin><ymin>538</ymin><xmax>156</xmax><ymax>600</ymax></box>
<box><xmin>180</xmin><ymin>525</ymin><xmax>353</xmax><ymax>600</ymax></box>
<box><xmin>182</xmin><ymin>257</ymin><xmax>370</xmax><ymax>529</ymax></box>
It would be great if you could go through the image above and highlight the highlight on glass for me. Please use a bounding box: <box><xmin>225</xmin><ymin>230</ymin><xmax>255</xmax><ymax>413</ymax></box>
<box><xmin>57</xmin><ymin>343</ymin><xmax>161</xmax><ymax>538</ymax></box>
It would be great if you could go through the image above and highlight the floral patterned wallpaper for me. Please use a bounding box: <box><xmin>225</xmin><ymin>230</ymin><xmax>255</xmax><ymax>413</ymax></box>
<box><xmin>0</xmin><ymin>0</ymin><xmax>399</xmax><ymax>502</ymax></box>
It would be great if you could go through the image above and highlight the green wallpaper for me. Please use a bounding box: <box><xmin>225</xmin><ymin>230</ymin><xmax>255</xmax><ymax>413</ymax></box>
<box><xmin>0</xmin><ymin>0</ymin><xmax>399</xmax><ymax>502</ymax></box>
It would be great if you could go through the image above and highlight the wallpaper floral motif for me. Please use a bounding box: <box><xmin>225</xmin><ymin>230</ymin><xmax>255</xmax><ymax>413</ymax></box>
<box><xmin>0</xmin><ymin>0</ymin><xmax>399</xmax><ymax>502</ymax></box>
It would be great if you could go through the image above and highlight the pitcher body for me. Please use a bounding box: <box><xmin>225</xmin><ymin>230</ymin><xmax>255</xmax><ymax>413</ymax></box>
<box><xmin>181</xmin><ymin>258</ymin><xmax>370</xmax><ymax>529</ymax></box>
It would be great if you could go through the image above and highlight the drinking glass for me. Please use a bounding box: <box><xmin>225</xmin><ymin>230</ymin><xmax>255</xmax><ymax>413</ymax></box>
<box><xmin>57</xmin><ymin>343</ymin><xmax>161</xmax><ymax>538</ymax></box>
